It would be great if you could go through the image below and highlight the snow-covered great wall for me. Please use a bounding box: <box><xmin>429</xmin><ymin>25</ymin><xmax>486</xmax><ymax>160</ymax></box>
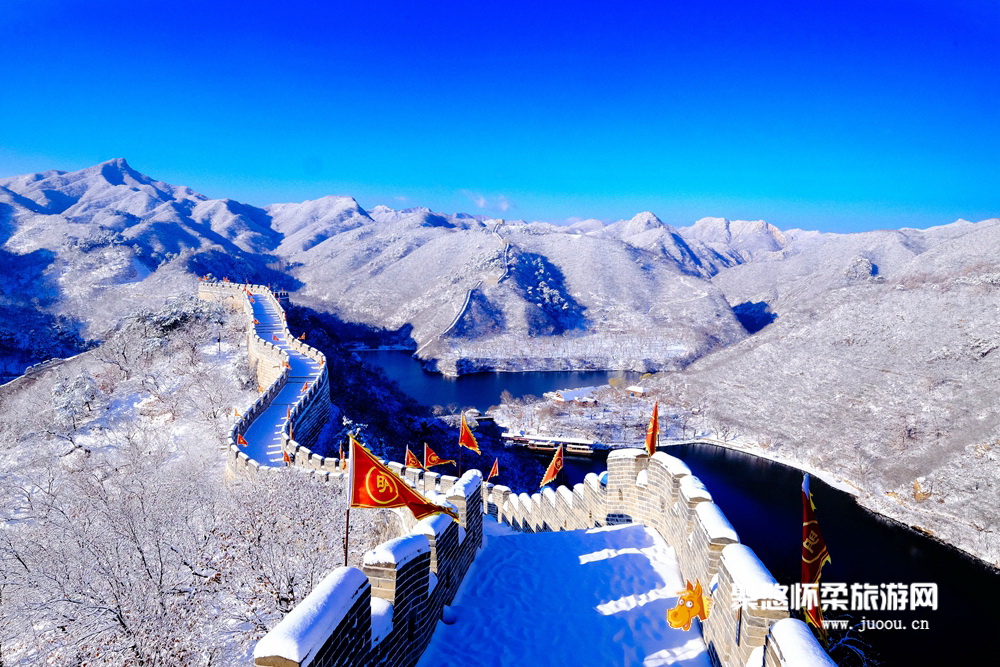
<box><xmin>254</xmin><ymin>472</ymin><xmax>483</xmax><ymax>667</ymax></box>
<box><xmin>198</xmin><ymin>280</ymin><xmax>331</xmax><ymax>471</ymax></box>
<box><xmin>483</xmin><ymin>450</ymin><xmax>835</xmax><ymax>667</ymax></box>
<box><xmin>198</xmin><ymin>281</ymin><xmax>834</xmax><ymax>666</ymax></box>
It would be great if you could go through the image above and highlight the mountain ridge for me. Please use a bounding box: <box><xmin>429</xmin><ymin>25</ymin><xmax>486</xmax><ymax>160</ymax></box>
<box><xmin>1</xmin><ymin>159</ymin><xmax>994</xmax><ymax>382</ymax></box>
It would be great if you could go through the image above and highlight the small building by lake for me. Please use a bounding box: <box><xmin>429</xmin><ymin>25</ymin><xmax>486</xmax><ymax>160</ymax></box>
<box><xmin>543</xmin><ymin>386</ymin><xmax>599</xmax><ymax>405</ymax></box>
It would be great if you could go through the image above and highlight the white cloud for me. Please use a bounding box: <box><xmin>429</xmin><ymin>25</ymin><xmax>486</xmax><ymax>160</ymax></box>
<box><xmin>460</xmin><ymin>189</ymin><xmax>512</xmax><ymax>213</ymax></box>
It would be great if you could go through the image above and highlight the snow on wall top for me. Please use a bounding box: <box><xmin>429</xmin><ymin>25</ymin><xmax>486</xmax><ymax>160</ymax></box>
<box><xmin>651</xmin><ymin>451</ymin><xmax>691</xmax><ymax>477</ymax></box>
<box><xmin>721</xmin><ymin>544</ymin><xmax>777</xmax><ymax>592</ymax></box>
<box><xmin>370</xmin><ymin>597</ymin><xmax>394</xmax><ymax>647</ymax></box>
<box><xmin>363</xmin><ymin>534</ymin><xmax>431</xmax><ymax>568</ymax></box>
<box><xmin>414</xmin><ymin>513</ymin><xmax>454</xmax><ymax>539</ymax></box>
<box><xmin>694</xmin><ymin>502</ymin><xmax>739</xmax><ymax>542</ymax></box>
<box><xmin>423</xmin><ymin>490</ymin><xmax>458</xmax><ymax>515</ymax></box>
<box><xmin>770</xmin><ymin>618</ymin><xmax>839</xmax><ymax>665</ymax></box>
<box><xmin>449</xmin><ymin>469</ymin><xmax>482</xmax><ymax>499</ymax></box>
<box><xmin>253</xmin><ymin>566</ymin><xmax>369</xmax><ymax>663</ymax></box>
<box><xmin>679</xmin><ymin>474</ymin><xmax>713</xmax><ymax>502</ymax></box>
<box><xmin>608</xmin><ymin>447</ymin><xmax>645</xmax><ymax>462</ymax></box>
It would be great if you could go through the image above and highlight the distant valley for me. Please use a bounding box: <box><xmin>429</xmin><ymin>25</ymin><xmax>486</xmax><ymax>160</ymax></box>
<box><xmin>2</xmin><ymin>159</ymin><xmax>998</xmax><ymax>566</ymax></box>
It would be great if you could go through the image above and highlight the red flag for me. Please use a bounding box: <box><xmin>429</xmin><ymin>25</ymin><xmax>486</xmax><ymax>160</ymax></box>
<box><xmin>272</xmin><ymin>334</ymin><xmax>280</xmax><ymax>342</ymax></box>
<box><xmin>424</xmin><ymin>443</ymin><xmax>455</xmax><ymax>469</ymax></box>
<box><xmin>645</xmin><ymin>401</ymin><xmax>660</xmax><ymax>457</ymax></box>
<box><xmin>802</xmin><ymin>474</ymin><xmax>832</xmax><ymax>635</ymax></box>
<box><xmin>234</xmin><ymin>408</ymin><xmax>241</xmax><ymax>417</ymax></box>
<box><xmin>237</xmin><ymin>433</ymin><xmax>248</xmax><ymax>446</ymax></box>
<box><xmin>540</xmin><ymin>445</ymin><xmax>564</xmax><ymax>488</ymax></box>
<box><xmin>458</xmin><ymin>413</ymin><xmax>480</xmax><ymax>454</ymax></box>
<box><xmin>285</xmin><ymin>405</ymin><xmax>291</xmax><ymax>420</ymax></box>
<box><xmin>488</xmin><ymin>457</ymin><xmax>499</xmax><ymax>481</ymax></box>
<box><xmin>248</xmin><ymin>296</ymin><xmax>255</xmax><ymax>303</ymax></box>
<box><xmin>405</xmin><ymin>446</ymin><xmax>423</xmax><ymax>469</ymax></box>
<box><xmin>299</xmin><ymin>332</ymin><xmax>306</xmax><ymax>340</ymax></box>
<box><xmin>349</xmin><ymin>436</ymin><xmax>457</xmax><ymax>520</ymax></box>
<box><xmin>283</xmin><ymin>450</ymin><xmax>291</xmax><ymax>465</ymax></box>
<box><xmin>253</xmin><ymin>318</ymin><xmax>260</xmax><ymax>324</ymax></box>
<box><xmin>282</xmin><ymin>361</ymin><xmax>291</xmax><ymax>369</ymax></box>
<box><xmin>257</xmin><ymin>384</ymin><xmax>263</xmax><ymax>393</ymax></box>
<box><xmin>300</xmin><ymin>383</ymin><xmax>310</xmax><ymax>393</ymax></box>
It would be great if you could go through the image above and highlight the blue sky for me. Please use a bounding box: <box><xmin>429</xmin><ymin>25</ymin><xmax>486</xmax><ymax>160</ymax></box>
<box><xmin>1</xmin><ymin>0</ymin><xmax>997</xmax><ymax>232</ymax></box>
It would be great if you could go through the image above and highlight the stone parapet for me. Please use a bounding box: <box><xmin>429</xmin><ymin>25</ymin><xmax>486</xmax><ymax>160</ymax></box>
<box><xmin>253</xmin><ymin>471</ymin><xmax>484</xmax><ymax>667</ymax></box>
<box><xmin>199</xmin><ymin>280</ymin><xmax>330</xmax><ymax>476</ymax></box>
<box><xmin>491</xmin><ymin>448</ymin><xmax>832</xmax><ymax>667</ymax></box>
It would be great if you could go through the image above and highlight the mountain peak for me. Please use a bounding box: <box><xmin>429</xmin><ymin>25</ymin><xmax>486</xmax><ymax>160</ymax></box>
<box><xmin>95</xmin><ymin>157</ymin><xmax>142</xmax><ymax>184</ymax></box>
<box><xmin>101</xmin><ymin>157</ymin><xmax>131</xmax><ymax>169</ymax></box>
<box><xmin>629</xmin><ymin>211</ymin><xmax>664</xmax><ymax>227</ymax></box>
<box><xmin>607</xmin><ymin>211</ymin><xmax>669</xmax><ymax>237</ymax></box>
<box><xmin>76</xmin><ymin>157</ymin><xmax>168</xmax><ymax>192</ymax></box>
<box><xmin>682</xmin><ymin>217</ymin><xmax>787</xmax><ymax>256</ymax></box>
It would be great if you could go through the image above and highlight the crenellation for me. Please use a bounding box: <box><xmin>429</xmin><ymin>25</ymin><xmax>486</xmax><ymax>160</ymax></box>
<box><xmin>403</xmin><ymin>466</ymin><xmax>421</xmax><ymax>488</ymax></box>
<box><xmin>490</xmin><ymin>448</ymin><xmax>831</xmax><ymax>666</ymax></box>
<box><xmin>422</xmin><ymin>471</ymin><xmax>440</xmax><ymax>495</ymax></box>
<box><xmin>438</xmin><ymin>474</ymin><xmax>457</xmax><ymax>494</ymax></box>
<box><xmin>218</xmin><ymin>276</ymin><xmax>831</xmax><ymax>666</ymax></box>
<box><xmin>254</xmin><ymin>470</ymin><xmax>483</xmax><ymax>667</ymax></box>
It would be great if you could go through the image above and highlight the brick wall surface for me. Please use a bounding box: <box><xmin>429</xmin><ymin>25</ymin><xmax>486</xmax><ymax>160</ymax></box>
<box><xmin>253</xmin><ymin>472</ymin><xmax>484</xmax><ymax>667</ymax></box>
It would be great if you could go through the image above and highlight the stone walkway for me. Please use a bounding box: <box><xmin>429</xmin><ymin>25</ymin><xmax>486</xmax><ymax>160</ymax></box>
<box><xmin>240</xmin><ymin>290</ymin><xmax>323</xmax><ymax>467</ymax></box>
<box><xmin>418</xmin><ymin>521</ymin><xmax>712</xmax><ymax>667</ymax></box>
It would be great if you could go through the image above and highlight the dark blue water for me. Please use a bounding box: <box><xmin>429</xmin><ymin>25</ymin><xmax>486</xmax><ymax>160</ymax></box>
<box><xmin>667</xmin><ymin>444</ymin><xmax>1000</xmax><ymax>666</ymax></box>
<box><xmin>358</xmin><ymin>350</ymin><xmax>640</xmax><ymax>412</ymax></box>
<box><xmin>359</xmin><ymin>351</ymin><xmax>1000</xmax><ymax>666</ymax></box>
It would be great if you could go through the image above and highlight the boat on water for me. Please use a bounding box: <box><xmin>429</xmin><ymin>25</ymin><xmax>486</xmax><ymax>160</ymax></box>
<box><xmin>501</xmin><ymin>431</ymin><xmax>603</xmax><ymax>457</ymax></box>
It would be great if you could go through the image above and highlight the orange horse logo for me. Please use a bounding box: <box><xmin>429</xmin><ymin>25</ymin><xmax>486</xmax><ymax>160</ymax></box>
<box><xmin>667</xmin><ymin>579</ymin><xmax>709</xmax><ymax>631</ymax></box>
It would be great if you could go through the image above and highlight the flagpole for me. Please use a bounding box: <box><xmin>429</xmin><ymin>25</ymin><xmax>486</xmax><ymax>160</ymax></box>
<box><xmin>344</xmin><ymin>437</ymin><xmax>352</xmax><ymax>566</ymax></box>
<box><xmin>343</xmin><ymin>505</ymin><xmax>351</xmax><ymax>567</ymax></box>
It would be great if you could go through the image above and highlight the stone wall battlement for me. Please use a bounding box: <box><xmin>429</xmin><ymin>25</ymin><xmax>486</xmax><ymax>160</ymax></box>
<box><xmin>197</xmin><ymin>280</ymin><xmax>330</xmax><ymax>474</ymax></box>
<box><xmin>483</xmin><ymin>448</ymin><xmax>836</xmax><ymax>667</ymax></box>
<box><xmin>253</xmin><ymin>471</ymin><xmax>484</xmax><ymax>667</ymax></box>
<box><xmin>199</xmin><ymin>282</ymin><xmax>833</xmax><ymax>666</ymax></box>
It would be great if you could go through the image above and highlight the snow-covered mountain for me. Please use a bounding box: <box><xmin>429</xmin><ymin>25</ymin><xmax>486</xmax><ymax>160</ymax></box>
<box><xmin>263</xmin><ymin>201</ymin><xmax>747</xmax><ymax>374</ymax></box>
<box><xmin>0</xmin><ymin>159</ymin><xmax>298</xmax><ymax>380</ymax></box>
<box><xmin>0</xmin><ymin>160</ymin><xmax>748</xmax><ymax>379</ymax></box>
<box><xmin>2</xmin><ymin>158</ymin><xmax>997</xmax><ymax>386</ymax></box>
<box><xmin>652</xmin><ymin>216</ymin><xmax>1000</xmax><ymax>566</ymax></box>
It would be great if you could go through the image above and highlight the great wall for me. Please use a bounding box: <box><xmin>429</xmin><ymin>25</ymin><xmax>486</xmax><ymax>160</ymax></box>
<box><xmin>197</xmin><ymin>280</ymin><xmax>836</xmax><ymax>667</ymax></box>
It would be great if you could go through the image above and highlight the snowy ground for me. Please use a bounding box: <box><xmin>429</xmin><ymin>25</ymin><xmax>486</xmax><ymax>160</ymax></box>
<box><xmin>418</xmin><ymin>519</ymin><xmax>711</xmax><ymax>667</ymax></box>
<box><xmin>241</xmin><ymin>290</ymin><xmax>323</xmax><ymax>466</ymax></box>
